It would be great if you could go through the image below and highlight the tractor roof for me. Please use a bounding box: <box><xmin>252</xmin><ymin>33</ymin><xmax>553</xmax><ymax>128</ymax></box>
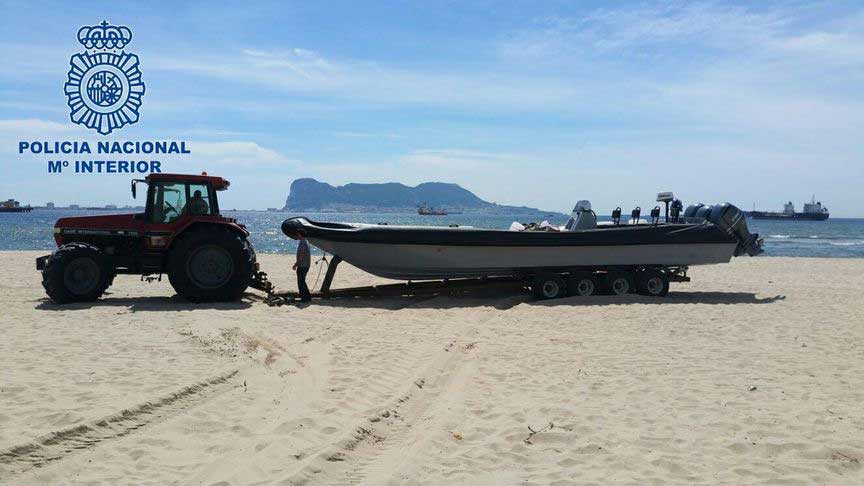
<box><xmin>145</xmin><ymin>172</ymin><xmax>230</xmax><ymax>190</ymax></box>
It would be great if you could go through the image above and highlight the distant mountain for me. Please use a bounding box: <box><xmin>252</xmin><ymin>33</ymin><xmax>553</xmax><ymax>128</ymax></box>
<box><xmin>283</xmin><ymin>178</ymin><xmax>557</xmax><ymax>215</ymax></box>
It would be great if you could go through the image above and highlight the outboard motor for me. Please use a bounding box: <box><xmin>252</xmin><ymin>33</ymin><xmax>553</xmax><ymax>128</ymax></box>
<box><xmin>630</xmin><ymin>207</ymin><xmax>641</xmax><ymax>224</ymax></box>
<box><xmin>683</xmin><ymin>203</ymin><xmax>704</xmax><ymax>218</ymax></box>
<box><xmin>708</xmin><ymin>203</ymin><xmax>764</xmax><ymax>256</ymax></box>
<box><xmin>694</xmin><ymin>205</ymin><xmax>713</xmax><ymax>220</ymax></box>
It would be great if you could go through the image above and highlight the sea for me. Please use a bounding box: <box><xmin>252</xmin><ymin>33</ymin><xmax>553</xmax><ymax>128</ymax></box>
<box><xmin>2</xmin><ymin>209</ymin><xmax>864</xmax><ymax>258</ymax></box>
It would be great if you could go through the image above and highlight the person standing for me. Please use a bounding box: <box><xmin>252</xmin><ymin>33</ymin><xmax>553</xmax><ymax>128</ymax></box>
<box><xmin>293</xmin><ymin>230</ymin><xmax>312</xmax><ymax>302</ymax></box>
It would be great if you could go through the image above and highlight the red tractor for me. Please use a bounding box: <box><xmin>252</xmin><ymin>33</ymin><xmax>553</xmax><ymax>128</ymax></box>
<box><xmin>36</xmin><ymin>173</ymin><xmax>270</xmax><ymax>304</ymax></box>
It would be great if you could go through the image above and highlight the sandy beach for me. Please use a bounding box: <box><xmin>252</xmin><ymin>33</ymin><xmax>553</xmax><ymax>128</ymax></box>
<box><xmin>1</xmin><ymin>251</ymin><xmax>863</xmax><ymax>485</ymax></box>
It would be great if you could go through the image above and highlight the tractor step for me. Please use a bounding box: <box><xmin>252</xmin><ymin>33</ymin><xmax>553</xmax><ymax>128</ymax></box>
<box><xmin>140</xmin><ymin>252</ymin><xmax>163</xmax><ymax>273</ymax></box>
<box><xmin>250</xmin><ymin>270</ymin><xmax>274</xmax><ymax>293</ymax></box>
<box><xmin>36</xmin><ymin>254</ymin><xmax>50</xmax><ymax>271</ymax></box>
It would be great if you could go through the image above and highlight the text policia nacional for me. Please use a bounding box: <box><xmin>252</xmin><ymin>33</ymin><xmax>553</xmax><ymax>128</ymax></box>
<box><xmin>19</xmin><ymin>140</ymin><xmax>191</xmax><ymax>174</ymax></box>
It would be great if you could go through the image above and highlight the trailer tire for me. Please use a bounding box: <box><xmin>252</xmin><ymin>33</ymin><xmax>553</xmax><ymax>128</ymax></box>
<box><xmin>168</xmin><ymin>226</ymin><xmax>254</xmax><ymax>302</ymax></box>
<box><xmin>41</xmin><ymin>243</ymin><xmax>112</xmax><ymax>304</ymax></box>
<box><xmin>567</xmin><ymin>273</ymin><xmax>596</xmax><ymax>296</ymax></box>
<box><xmin>532</xmin><ymin>274</ymin><xmax>566</xmax><ymax>300</ymax></box>
<box><xmin>604</xmin><ymin>270</ymin><xmax>634</xmax><ymax>296</ymax></box>
<box><xmin>637</xmin><ymin>269</ymin><xmax>669</xmax><ymax>297</ymax></box>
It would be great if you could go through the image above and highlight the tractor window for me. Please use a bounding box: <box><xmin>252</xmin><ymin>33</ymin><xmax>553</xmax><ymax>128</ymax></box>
<box><xmin>150</xmin><ymin>182</ymin><xmax>187</xmax><ymax>223</ymax></box>
<box><xmin>184</xmin><ymin>184</ymin><xmax>212</xmax><ymax>216</ymax></box>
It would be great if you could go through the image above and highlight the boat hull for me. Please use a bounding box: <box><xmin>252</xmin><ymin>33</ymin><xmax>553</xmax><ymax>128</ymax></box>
<box><xmin>308</xmin><ymin>239</ymin><xmax>738</xmax><ymax>279</ymax></box>
<box><xmin>282</xmin><ymin>217</ymin><xmax>745</xmax><ymax>280</ymax></box>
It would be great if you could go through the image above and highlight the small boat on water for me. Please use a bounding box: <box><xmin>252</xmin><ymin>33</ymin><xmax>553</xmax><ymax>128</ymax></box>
<box><xmin>418</xmin><ymin>202</ymin><xmax>447</xmax><ymax>216</ymax></box>
<box><xmin>282</xmin><ymin>193</ymin><xmax>763</xmax><ymax>298</ymax></box>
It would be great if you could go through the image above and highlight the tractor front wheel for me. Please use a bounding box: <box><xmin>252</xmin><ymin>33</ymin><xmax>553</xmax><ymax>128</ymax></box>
<box><xmin>42</xmin><ymin>243</ymin><xmax>112</xmax><ymax>304</ymax></box>
<box><xmin>168</xmin><ymin>227</ymin><xmax>254</xmax><ymax>302</ymax></box>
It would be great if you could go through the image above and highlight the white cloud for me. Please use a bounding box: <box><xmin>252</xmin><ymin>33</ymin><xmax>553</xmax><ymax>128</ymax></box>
<box><xmin>189</xmin><ymin>141</ymin><xmax>297</xmax><ymax>166</ymax></box>
<box><xmin>0</xmin><ymin>118</ymin><xmax>77</xmax><ymax>135</ymax></box>
<box><xmin>148</xmin><ymin>48</ymin><xmax>585</xmax><ymax>111</ymax></box>
<box><xmin>334</xmin><ymin>131</ymin><xmax>402</xmax><ymax>139</ymax></box>
<box><xmin>403</xmin><ymin>149</ymin><xmax>518</xmax><ymax>169</ymax></box>
<box><xmin>499</xmin><ymin>3</ymin><xmax>789</xmax><ymax>59</ymax></box>
<box><xmin>771</xmin><ymin>32</ymin><xmax>864</xmax><ymax>66</ymax></box>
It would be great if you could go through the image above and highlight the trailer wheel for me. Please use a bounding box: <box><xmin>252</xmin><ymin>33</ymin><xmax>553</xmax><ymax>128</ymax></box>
<box><xmin>168</xmin><ymin>226</ymin><xmax>254</xmax><ymax>302</ymax></box>
<box><xmin>637</xmin><ymin>269</ymin><xmax>669</xmax><ymax>297</ymax></box>
<box><xmin>604</xmin><ymin>271</ymin><xmax>633</xmax><ymax>296</ymax></box>
<box><xmin>567</xmin><ymin>273</ymin><xmax>596</xmax><ymax>296</ymax></box>
<box><xmin>41</xmin><ymin>243</ymin><xmax>112</xmax><ymax>304</ymax></box>
<box><xmin>532</xmin><ymin>274</ymin><xmax>566</xmax><ymax>300</ymax></box>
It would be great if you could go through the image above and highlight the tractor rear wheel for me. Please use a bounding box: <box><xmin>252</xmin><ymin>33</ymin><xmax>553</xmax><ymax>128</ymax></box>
<box><xmin>168</xmin><ymin>226</ymin><xmax>254</xmax><ymax>302</ymax></box>
<box><xmin>42</xmin><ymin>243</ymin><xmax>112</xmax><ymax>304</ymax></box>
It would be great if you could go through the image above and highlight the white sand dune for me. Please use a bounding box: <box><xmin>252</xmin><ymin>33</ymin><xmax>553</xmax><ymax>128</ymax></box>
<box><xmin>1</xmin><ymin>251</ymin><xmax>863</xmax><ymax>484</ymax></box>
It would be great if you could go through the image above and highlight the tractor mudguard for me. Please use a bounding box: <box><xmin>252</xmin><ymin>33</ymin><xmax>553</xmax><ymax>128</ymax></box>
<box><xmin>169</xmin><ymin>220</ymin><xmax>249</xmax><ymax>250</ymax></box>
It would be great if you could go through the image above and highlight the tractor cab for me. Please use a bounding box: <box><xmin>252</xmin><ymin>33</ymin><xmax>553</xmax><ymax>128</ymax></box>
<box><xmin>134</xmin><ymin>172</ymin><xmax>230</xmax><ymax>224</ymax></box>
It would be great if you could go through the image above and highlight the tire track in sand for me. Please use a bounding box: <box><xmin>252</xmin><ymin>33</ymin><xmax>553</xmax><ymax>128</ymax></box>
<box><xmin>288</xmin><ymin>339</ymin><xmax>477</xmax><ymax>485</ymax></box>
<box><xmin>283</xmin><ymin>300</ymin><xmax>493</xmax><ymax>485</ymax></box>
<box><xmin>0</xmin><ymin>369</ymin><xmax>239</xmax><ymax>478</ymax></box>
<box><xmin>341</xmin><ymin>342</ymin><xmax>478</xmax><ymax>486</ymax></box>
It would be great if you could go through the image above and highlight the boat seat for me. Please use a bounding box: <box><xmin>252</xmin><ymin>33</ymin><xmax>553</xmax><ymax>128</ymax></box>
<box><xmin>565</xmin><ymin>210</ymin><xmax>597</xmax><ymax>230</ymax></box>
<box><xmin>564</xmin><ymin>200</ymin><xmax>597</xmax><ymax>231</ymax></box>
<box><xmin>574</xmin><ymin>210</ymin><xmax>597</xmax><ymax>230</ymax></box>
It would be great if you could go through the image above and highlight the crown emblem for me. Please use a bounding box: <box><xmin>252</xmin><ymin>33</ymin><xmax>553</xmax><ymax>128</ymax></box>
<box><xmin>77</xmin><ymin>21</ymin><xmax>133</xmax><ymax>50</ymax></box>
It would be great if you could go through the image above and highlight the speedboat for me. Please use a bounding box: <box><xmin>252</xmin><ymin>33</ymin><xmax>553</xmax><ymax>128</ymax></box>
<box><xmin>281</xmin><ymin>194</ymin><xmax>762</xmax><ymax>297</ymax></box>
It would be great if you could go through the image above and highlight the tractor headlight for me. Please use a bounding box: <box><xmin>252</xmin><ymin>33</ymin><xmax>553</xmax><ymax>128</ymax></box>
<box><xmin>148</xmin><ymin>236</ymin><xmax>168</xmax><ymax>247</ymax></box>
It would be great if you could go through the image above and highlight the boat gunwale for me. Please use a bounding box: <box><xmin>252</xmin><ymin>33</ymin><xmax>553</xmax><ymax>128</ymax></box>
<box><xmin>282</xmin><ymin>217</ymin><xmax>737</xmax><ymax>248</ymax></box>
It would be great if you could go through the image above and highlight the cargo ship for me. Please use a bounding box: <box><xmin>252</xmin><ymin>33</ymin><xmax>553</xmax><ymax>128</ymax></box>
<box><xmin>745</xmin><ymin>196</ymin><xmax>829</xmax><ymax>221</ymax></box>
<box><xmin>0</xmin><ymin>199</ymin><xmax>32</xmax><ymax>213</ymax></box>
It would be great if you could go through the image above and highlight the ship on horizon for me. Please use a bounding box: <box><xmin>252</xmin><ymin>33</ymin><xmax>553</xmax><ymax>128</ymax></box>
<box><xmin>0</xmin><ymin>199</ymin><xmax>32</xmax><ymax>213</ymax></box>
<box><xmin>745</xmin><ymin>196</ymin><xmax>829</xmax><ymax>221</ymax></box>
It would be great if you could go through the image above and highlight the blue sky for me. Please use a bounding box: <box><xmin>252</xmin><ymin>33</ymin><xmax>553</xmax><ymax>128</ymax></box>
<box><xmin>1</xmin><ymin>0</ymin><xmax>862</xmax><ymax>215</ymax></box>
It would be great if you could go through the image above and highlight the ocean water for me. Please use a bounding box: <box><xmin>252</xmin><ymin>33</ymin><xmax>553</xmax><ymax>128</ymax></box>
<box><xmin>2</xmin><ymin>209</ymin><xmax>864</xmax><ymax>258</ymax></box>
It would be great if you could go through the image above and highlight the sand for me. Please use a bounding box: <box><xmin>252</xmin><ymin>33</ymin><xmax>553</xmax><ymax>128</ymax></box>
<box><xmin>1</xmin><ymin>250</ymin><xmax>863</xmax><ymax>485</ymax></box>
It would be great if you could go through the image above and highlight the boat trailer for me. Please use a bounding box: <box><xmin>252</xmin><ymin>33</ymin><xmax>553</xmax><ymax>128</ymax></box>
<box><xmin>263</xmin><ymin>256</ymin><xmax>528</xmax><ymax>306</ymax></box>
<box><xmin>260</xmin><ymin>255</ymin><xmax>691</xmax><ymax>306</ymax></box>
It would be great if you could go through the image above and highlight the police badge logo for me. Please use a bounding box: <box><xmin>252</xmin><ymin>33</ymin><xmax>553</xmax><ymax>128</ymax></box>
<box><xmin>64</xmin><ymin>21</ymin><xmax>145</xmax><ymax>135</ymax></box>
